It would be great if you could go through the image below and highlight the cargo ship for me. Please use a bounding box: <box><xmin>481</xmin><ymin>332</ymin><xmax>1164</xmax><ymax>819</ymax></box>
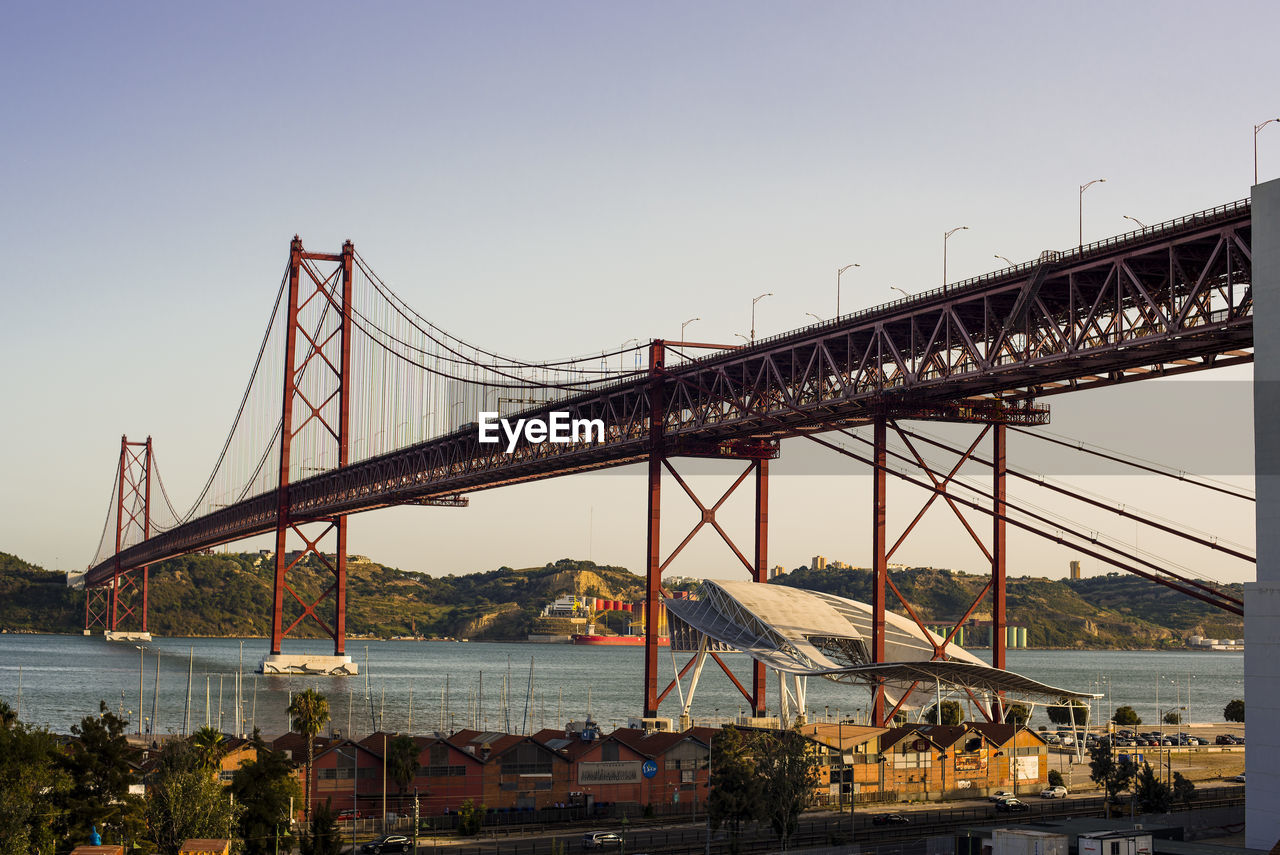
<box><xmin>571</xmin><ymin>634</ymin><xmax>669</xmax><ymax>646</ymax></box>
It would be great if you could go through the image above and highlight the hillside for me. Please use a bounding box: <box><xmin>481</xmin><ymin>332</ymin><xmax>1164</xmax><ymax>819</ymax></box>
<box><xmin>0</xmin><ymin>552</ymin><xmax>643</xmax><ymax>641</ymax></box>
<box><xmin>772</xmin><ymin>565</ymin><xmax>1244</xmax><ymax>649</ymax></box>
<box><xmin>0</xmin><ymin>551</ymin><xmax>1242</xmax><ymax>647</ymax></box>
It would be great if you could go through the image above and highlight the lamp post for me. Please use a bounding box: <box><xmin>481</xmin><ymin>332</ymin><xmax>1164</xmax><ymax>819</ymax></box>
<box><xmin>620</xmin><ymin>338</ymin><xmax>640</xmax><ymax>372</ymax></box>
<box><xmin>889</xmin><ymin>286</ymin><xmax>910</xmax><ymax>300</ymax></box>
<box><xmin>943</xmin><ymin>227</ymin><xmax>968</xmax><ymax>293</ymax></box>
<box><xmin>1122</xmin><ymin>215</ymin><xmax>1147</xmax><ymax>230</ymax></box>
<box><xmin>836</xmin><ymin>264</ymin><xmax>859</xmax><ymax>317</ymax></box>
<box><xmin>994</xmin><ymin>255</ymin><xmax>1015</xmax><ymax>269</ymax></box>
<box><xmin>805</xmin><ymin>312</ymin><xmax>824</xmax><ymax>324</ymax></box>
<box><xmin>1256</xmin><ymin>118</ymin><xmax>1280</xmax><ymax>184</ymax></box>
<box><xmin>1079</xmin><ymin>178</ymin><xmax>1106</xmax><ymax>249</ymax></box>
<box><xmin>680</xmin><ymin>318</ymin><xmax>700</xmax><ymax>344</ymax></box>
<box><xmin>750</xmin><ymin>293</ymin><xmax>772</xmax><ymax>342</ymax></box>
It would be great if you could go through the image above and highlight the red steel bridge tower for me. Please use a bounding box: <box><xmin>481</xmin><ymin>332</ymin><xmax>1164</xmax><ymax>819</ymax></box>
<box><xmin>84</xmin><ymin>435</ymin><xmax>154</xmax><ymax>641</ymax></box>
<box><xmin>261</xmin><ymin>237</ymin><xmax>358</xmax><ymax>675</ymax></box>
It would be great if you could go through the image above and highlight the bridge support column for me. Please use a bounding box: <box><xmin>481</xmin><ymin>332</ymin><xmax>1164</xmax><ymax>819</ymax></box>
<box><xmin>992</xmin><ymin>422</ymin><xmax>1006</xmax><ymax>719</ymax></box>
<box><xmin>641</xmin><ymin>341</ymin><xmax>780</xmax><ymax>725</ymax></box>
<box><xmin>263</xmin><ymin>238</ymin><xmax>356</xmax><ymax>676</ymax></box>
<box><xmin>752</xmin><ymin>457</ymin><xmax>769</xmax><ymax>717</ymax></box>
<box><xmin>643</xmin><ymin>341</ymin><xmax>665</xmax><ymax>718</ymax></box>
<box><xmin>871</xmin><ymin>413</ymin><xmax>887</xmax><ymax>726</ymax></box>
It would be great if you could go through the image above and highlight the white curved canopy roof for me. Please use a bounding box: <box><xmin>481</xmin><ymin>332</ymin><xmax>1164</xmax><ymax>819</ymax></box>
<box><xmin>665</xmin><ymin>580</ymin><xmax>1094</xmax><ymax>704</ymax></box>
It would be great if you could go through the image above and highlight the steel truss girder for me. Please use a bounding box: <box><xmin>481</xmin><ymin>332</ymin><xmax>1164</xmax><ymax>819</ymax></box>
<box><xmin>89</xmin><ymin>203</ymin><xmax>1254</xmax><ymax>583</ymax></box>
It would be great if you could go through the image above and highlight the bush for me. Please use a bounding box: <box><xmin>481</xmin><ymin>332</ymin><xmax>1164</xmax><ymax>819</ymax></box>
<box><xmin>1223</xmin><ymin>699</ymin><xmax>1244</xmax><ymax>723</ymax></box>
<box><xmin>1113</xmin><ymin>705</ymin><xmax>1142</xmax><ymax>726</ymax></box>
<box><xmin>1048</xmin><ymin>769</ymin><xmax>1064</xmax><ymax>788</ymax></box>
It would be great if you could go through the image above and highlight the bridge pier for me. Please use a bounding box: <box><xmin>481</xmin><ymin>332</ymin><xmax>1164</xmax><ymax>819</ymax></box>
<box><xmin>642</xmin><ymin>339</ymin><xmax>779</xmax><ymax>725</ymax></box>
<box><xmin>264</xmin><ymin>238</ymin><xmax>355</xmax><ymax>672</ymax></box>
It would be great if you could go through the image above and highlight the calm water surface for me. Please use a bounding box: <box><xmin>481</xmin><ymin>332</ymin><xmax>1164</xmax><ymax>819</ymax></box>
<box><xmin>0</xmin><ymin>635</ymin><xmax>1243</xmax><ymax>738</ymax></box>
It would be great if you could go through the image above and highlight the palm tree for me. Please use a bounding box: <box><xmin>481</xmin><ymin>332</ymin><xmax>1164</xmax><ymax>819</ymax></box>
<box><xmin>190</xmin><ymin>725</ymin><xmax>227</xmax><ymax>772</ymax></box>
<box><xmin>0</xmin><ymin>700</ymin><xmax>17</xmax><ymax>729</ymax></box>
<box><xmin>288</xmin><ymin>688</ymin><xmax>330</xmax><ymax>822</ymax></box>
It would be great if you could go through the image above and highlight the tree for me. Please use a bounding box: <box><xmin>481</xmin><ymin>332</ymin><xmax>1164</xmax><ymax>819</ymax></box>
<box><xmin>1133</xmin><ymin>763</ymin><xmax>1172</xmax><ymax>814</ymax></box>
<box><xmin>299</xmin><ymin>801</ymin><xmax>342</xmax><ymax>855</ymax></box>
<box><xmin>1089</xmin><ymin>742</ymin><xmax>1136</xmax><ymax>807</ymax></box>
<box><xmin>190</xmin><ymin>725</ymin><xmax>228</xmax><ymax>771</ymax></box>
<box><xmin>1005</xmin><ymin>703</ymin><xmax>1031</xmax><ymax>727</ymax></box>
<box><xmin>0</xmin><ymin>699</ymin><xmax>16</xmax><ymax>730</ymax></box>
<box><xmin>0</xmin><ymin>720</ymin><xmax>71</xmax><ymax>855</ymax></box>
<box><xmin>231</xmin><ymin>730</ymin><xmax>302</xmax><ymax>855</ymax></box>
<box><xmin>288</xmin><ymin>689</ymin><xmax>330</xmax><ymax>822</ymax></box>
<box><xmin>1162</xmin><ymin>710</ymin><xmax>1181</xmax><ymax>725</ymax></box>
<box><xmin>924</xmin><ymin>700</ymin><xmax>963</xmax><ymax>725</ymax></box>
<box><xmin>58</xmin><ymin>701</ymin><xmax>147</xmax><ymax>847</ymax></box>
<box><xmin>457</xmin><ymin>799</ymin><xmax>485</xmax><ymax>836</ymax></box>
<box><xmin>1172</xmin><ymin>771</ymin><xmax>1196</xmax><ymax>808</ymax></box>
<box><xmin>708</xmin><ymin>727</ymin><xmax>764</xmax><ymax>855</ymax></box>
<box><xmin>1112</xmin><ymin>705</ymin><xmax>1142</xmax><ymax>726</ymax></box>
<box><xmin>1047</xmin><ymin>699</ymin><xmax>1090</xmax><ymax>726</ymax></box>
<box><xmin>1047</xmin><ymin>769</ymin><xmax>1064</xmax><ymax>788</ymax></box>
<box><xmin>1223</xmin><ymin>698</ymin><xmax>1244</xmax><ymax>722</ymax></box>
<box><xmin>144</xmin><ymin>740</ymin><xmax>243</xmax><ymax>855</ymax></box>
<box><xmin>386</xmin><ymin>734</ymin><xmax>419</xmax><ymax>812</ymax></box>
<box><xmin>756</xmin><ymin>728</ymin><xmax>819</xmax><ymax>851</ymax></box>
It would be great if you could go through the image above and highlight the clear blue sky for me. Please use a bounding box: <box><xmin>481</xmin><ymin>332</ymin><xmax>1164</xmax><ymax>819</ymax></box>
<box><xmin>0</xmin><ymin>1</ymin><xmax>1270</xmax><ymax>585</ymax></box>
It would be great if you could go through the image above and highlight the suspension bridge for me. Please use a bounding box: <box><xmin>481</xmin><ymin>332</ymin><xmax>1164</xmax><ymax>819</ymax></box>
<box><xmin>81</xmin><ymin>198</ymin><xmax>1256</xmax><ymax>730</ymax></box>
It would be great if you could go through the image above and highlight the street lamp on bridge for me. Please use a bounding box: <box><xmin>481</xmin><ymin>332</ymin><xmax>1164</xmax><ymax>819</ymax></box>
<box><xmin>889</xmin><ymin>286</ymin><xmax>910</xmax><ymax>300</ymax></box>
<box><xmin>994</xmin><ymin>255</ymin><xmax>1015</xmax><ymax>269</ymax></box>
<box><xmin>750</xmin><ymin>293</ymin><xmax>772</xmax><ymax>342</ymax></box>
<box><xmin>836</xmin><ymin>263</ymin><xmax>859</xmax><ymax>317</ymax></box>
<box><xmin>1079</xmin><ymin>178</ymin><xmax>1106</xmax><ymax>249</ymax></box>
<box><xmin>943</xmin><ymin>227</ymin><xmax>968</xmax><ymax>293</ymax></box>
<box><xmin>680</xmin><ymin>318</ymin><xmax>700</xmax><ymax>344</ymax></box>
<box><xmin>1256</xmin><ymin>117</ymin><xmax>1280</xmax><ymax>184</ymax></box>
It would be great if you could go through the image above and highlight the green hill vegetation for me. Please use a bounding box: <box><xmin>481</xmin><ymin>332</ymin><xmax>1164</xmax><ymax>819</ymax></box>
<box><xmin>0</xmin><ymin>551</ymin><xmax>1241</xmax><ymax>647</ymax></box>
<box><xmin>772</xmin><ymin>565</ymin><xmax>1244</xmax><ymax>649</ymax></box>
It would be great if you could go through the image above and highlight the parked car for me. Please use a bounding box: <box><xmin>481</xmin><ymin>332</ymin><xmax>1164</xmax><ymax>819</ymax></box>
<box><xmin>871</xmin><ymin>813</ymin><xmax>910</xmax><ymax>826</ymax></box>
<box><xmin>1232</xmin><ymin>773</ymin><xmax>1246</xmax><ymax>783</ymax></box>
<box><xmin>1039</xmin><ymin>785</ymin><xmax>1068</xmax><ymax>799</ymax></box>
<box><xmin>1216</xmin><ymin>734</ymin><xmax>1234</xmax><ymax>745</ymax></box>
<box><xmin>582</xmin><ymin>832</ymin><xmax>623</xmax><ymax>850</ymax></box>
<box><xmin>995</xmin><ymin>798</ymin><xmax>1030</xmax><ymax>813</ymax></box>
<box><xmin>336</xmin><ymin>809</ymin><xmax>367</xmax><ymax>822</ymax></box>
<box><xmin>989</xmin><ymin>790</ymin><xmax>1015</xmax><ymax>802</ymax></box>
<box><xmin>361</xmin><ymin>836</ymin><xmax>410</xmax><ymax>855</ymax></box>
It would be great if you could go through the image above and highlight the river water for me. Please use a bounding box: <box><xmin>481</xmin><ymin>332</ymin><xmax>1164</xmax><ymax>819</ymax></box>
<box><xmin>0</xmin><ymin>634</ymin><xmax>1243</xmax><ymax>738</ymax></box>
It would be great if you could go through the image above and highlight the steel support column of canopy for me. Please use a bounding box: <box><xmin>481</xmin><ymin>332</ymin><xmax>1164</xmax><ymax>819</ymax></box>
<box><xmin>266</xmin><ymin>238</ymin><xmax>356</xmax><ymax>674</ymax></box>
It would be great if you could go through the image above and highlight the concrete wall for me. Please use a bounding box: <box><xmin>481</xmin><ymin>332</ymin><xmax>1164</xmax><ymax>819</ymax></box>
<box><xmin>1248</xmin><ymin>177</ymin><xmax>1280</xmax><ymax>850</ymax></box>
